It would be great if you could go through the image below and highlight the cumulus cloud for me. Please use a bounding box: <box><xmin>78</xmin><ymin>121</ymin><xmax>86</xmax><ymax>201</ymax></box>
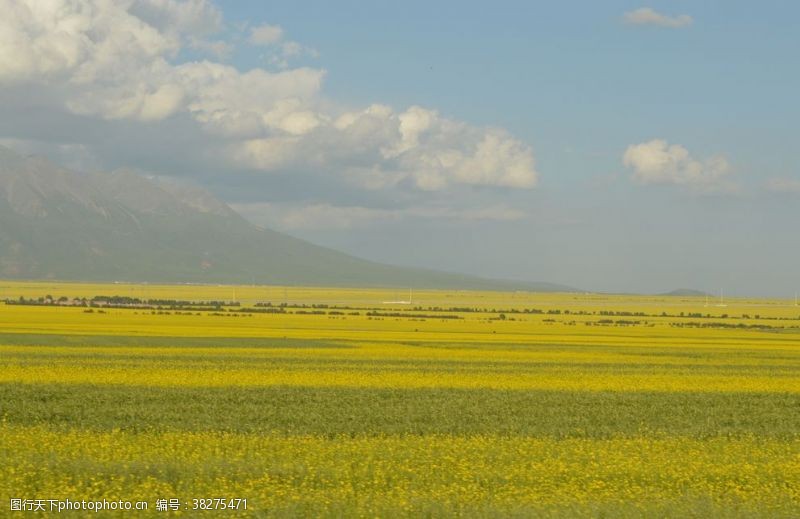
<box><xmin>0</xmin><ymin>1</ymin><xmax>322</xmax><ymax>124</ymax></box>
<box><xmin>623</xmin><ymin>7</ymin><xmax>693</xmax><ymax>28</ymax></box>
<box><xmin>131</xmin><ymin>0</ymin><xmax>223</xmax><ymax>36</ymax></box>
<box><xmin>0</xmin><ymin>0</ymin><xmax>540</xmax><ymax>222</ymax></box>
<box><xmin>234</xmin><ymin>105</ymin><xmax>538</xmax><ymax>191</ymax></box>
<box><xmin>188</xmin><ymin>38</ymin><xmax>233</xmax><ymax>59</ymax></box>
<box><xmin>247</xmin><ymin>22</ymin><xmax>317</xmax><ymax>68</ymax></box>
<box><xmin>249</xmin><ymin>24</ymin><xmax>284</xmax><ymax>45</ymax></box>
<box><xmin>623</xmin><ymin>139</ymin><xmax>733</xmax><ymax>192</ymax></box>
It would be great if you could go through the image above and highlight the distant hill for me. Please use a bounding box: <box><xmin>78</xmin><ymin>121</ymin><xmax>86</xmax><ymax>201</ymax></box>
<box><xmin>660</xmin><ymin>289</ymin><xmax>710</xmax><ymax>297</ymax></box>
<box><xmin>0</xmin><ymin>146</ymin><xmax>575</xmax><ymax>292</ymax></box>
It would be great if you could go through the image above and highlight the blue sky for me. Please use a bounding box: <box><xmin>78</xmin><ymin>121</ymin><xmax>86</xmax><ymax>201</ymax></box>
<box><xmin>1</xmin><ymin>1</ymin><xmax>798</xmax><ymax>295</ymax></box>
<box><xmin>217</xmin><ymin>0</ymin><xmax>799</xmax><ymax>197</ymax></box>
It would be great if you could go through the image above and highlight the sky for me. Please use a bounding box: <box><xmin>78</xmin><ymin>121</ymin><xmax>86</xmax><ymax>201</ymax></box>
<box><xmin>0</xmin><ymin>0</ymin><xmax>798</xmax><ymax>296</ymax></box>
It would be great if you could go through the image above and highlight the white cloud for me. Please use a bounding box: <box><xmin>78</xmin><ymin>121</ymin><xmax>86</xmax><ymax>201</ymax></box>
<box><xmin>233</xmin><ymin>105</ymin><xmax>538</xmax><ymax>191</ymax></box>
<box><xmin>129</xmin><ymin>0</ymin><xmax>229</xmax><ymax>58</ymax></box>
<box><xmin>623</xmin><ymin>139</ymin><xmax>733</xmax><ymax>192</ymax></box>
<box><xmin>766</xmin><ymin>177</ymin><xmax>800</xmax><ymax>193</ymax></box>
<box><xmin>623</xmin><ymin>8</ymin><xmax>693</xmax><ymax>28</ymax></box>
<box><xmin>0</xmin><ymin>1</ymin><xmax>174</xmax><ymax>84</ymax></box>
<box><xmin>233</xmin><ymin>202</ymin><xmax>528</xmax><ymax>230</ymax></box>
<box><xmin>188</xmin><ymin>38</ymin><xmax>233</xmax><ymax>59</ymax></box>
<box><xmin>175</xmin><ymin>61</ymin><xmax>325</xmax><ymax>135</ymax></box>
<box><xmin>0</xmin><ymin>0</ymin><xmax>539</xmax><ymax>198</ymax></box>
<box><xmin>249</xmin><ymin>24</ymin><xmax>284</xmax><ymax>46</ymax></box>
<box><xmin>247</xmin><ymin>22</ymin><xmax>317</xmax><ymax>69</ymax></box>
<box><xmin>138</xmin><ymin>83</ymin><xmax>186</xmax><ymax>121</ymax></box>
<box><xmin>131</xmin><ymin>0</ymin><xmax>223</xmax><ymax>36</ymax></box>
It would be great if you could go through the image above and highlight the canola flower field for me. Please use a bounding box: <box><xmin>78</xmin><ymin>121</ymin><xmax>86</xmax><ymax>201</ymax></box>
<box><xmin>1</xmin><ymin>281</ymin><xmax>800</xmax><ymax>517</ymax></box>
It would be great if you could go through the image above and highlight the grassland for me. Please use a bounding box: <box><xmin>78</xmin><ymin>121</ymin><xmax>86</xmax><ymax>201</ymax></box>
<box><xmin>1</xmin><ymin>281</ymin><xmax>800</xmax><ymax>517</ymax></box>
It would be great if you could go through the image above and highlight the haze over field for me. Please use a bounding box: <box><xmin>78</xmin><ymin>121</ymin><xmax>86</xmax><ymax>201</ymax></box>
<box><xmin>0</xmin><ymin>1</ymin><xmax>798</xmax><ymax>295</ymax></box>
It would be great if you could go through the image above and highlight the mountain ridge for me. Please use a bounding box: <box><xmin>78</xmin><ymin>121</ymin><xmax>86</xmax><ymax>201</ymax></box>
<box><xmin>0</xmin><ymin>146</ymin><xmax>576</xmax><ymax>292</ymax></box>
<box><xmin>660</xmin><ymin>288</ymin><xmax>710</xmax><ymax>297</ymax></box>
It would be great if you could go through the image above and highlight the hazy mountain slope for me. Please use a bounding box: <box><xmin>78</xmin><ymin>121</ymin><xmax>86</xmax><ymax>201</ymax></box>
<box><xmin>660</xmin><ymin>289</ymin><xmax>710</xmax><ymax>297</ymax></box>
<box><xmin>0</xmin><ymin>146</ymin><xmax>574</xmax><ymax>291</ymax></box>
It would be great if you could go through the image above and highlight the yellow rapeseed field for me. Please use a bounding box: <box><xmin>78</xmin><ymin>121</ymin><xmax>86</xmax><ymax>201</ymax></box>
<box><xmin>1</xmin><ymin>280</ymin><xmax>799</xmax><ymax>517</ymax></box>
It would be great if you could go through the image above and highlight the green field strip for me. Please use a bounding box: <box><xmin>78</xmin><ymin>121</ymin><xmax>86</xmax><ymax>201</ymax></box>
<box><xmin>3</xmin><ymin>384</ymin><xmax>799</xmax><ymax>439</ymax></box>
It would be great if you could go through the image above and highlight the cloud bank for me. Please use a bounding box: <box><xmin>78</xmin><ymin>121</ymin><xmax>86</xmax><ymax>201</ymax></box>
<box><xmin>0</xmin><ymin>0</ymin><xmax>539</xmax><ymax>208</ymax></box>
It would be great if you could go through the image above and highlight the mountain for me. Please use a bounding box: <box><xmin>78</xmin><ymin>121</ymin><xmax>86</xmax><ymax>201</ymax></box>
<box><xmin>0</xmin><ymin>146</ymin><xmax>574</xmax><ymax>291</ymax></box>
<box><xmin>660</xmin><ymin>289</ymin><xmax>710</xmax><ymax>297</ymax></box>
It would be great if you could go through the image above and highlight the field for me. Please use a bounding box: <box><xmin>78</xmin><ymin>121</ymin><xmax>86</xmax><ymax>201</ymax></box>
<box><xmin>1</xmin><ymin>281</ymin><xmax>800</xmax><ymax>517</ymax></box>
